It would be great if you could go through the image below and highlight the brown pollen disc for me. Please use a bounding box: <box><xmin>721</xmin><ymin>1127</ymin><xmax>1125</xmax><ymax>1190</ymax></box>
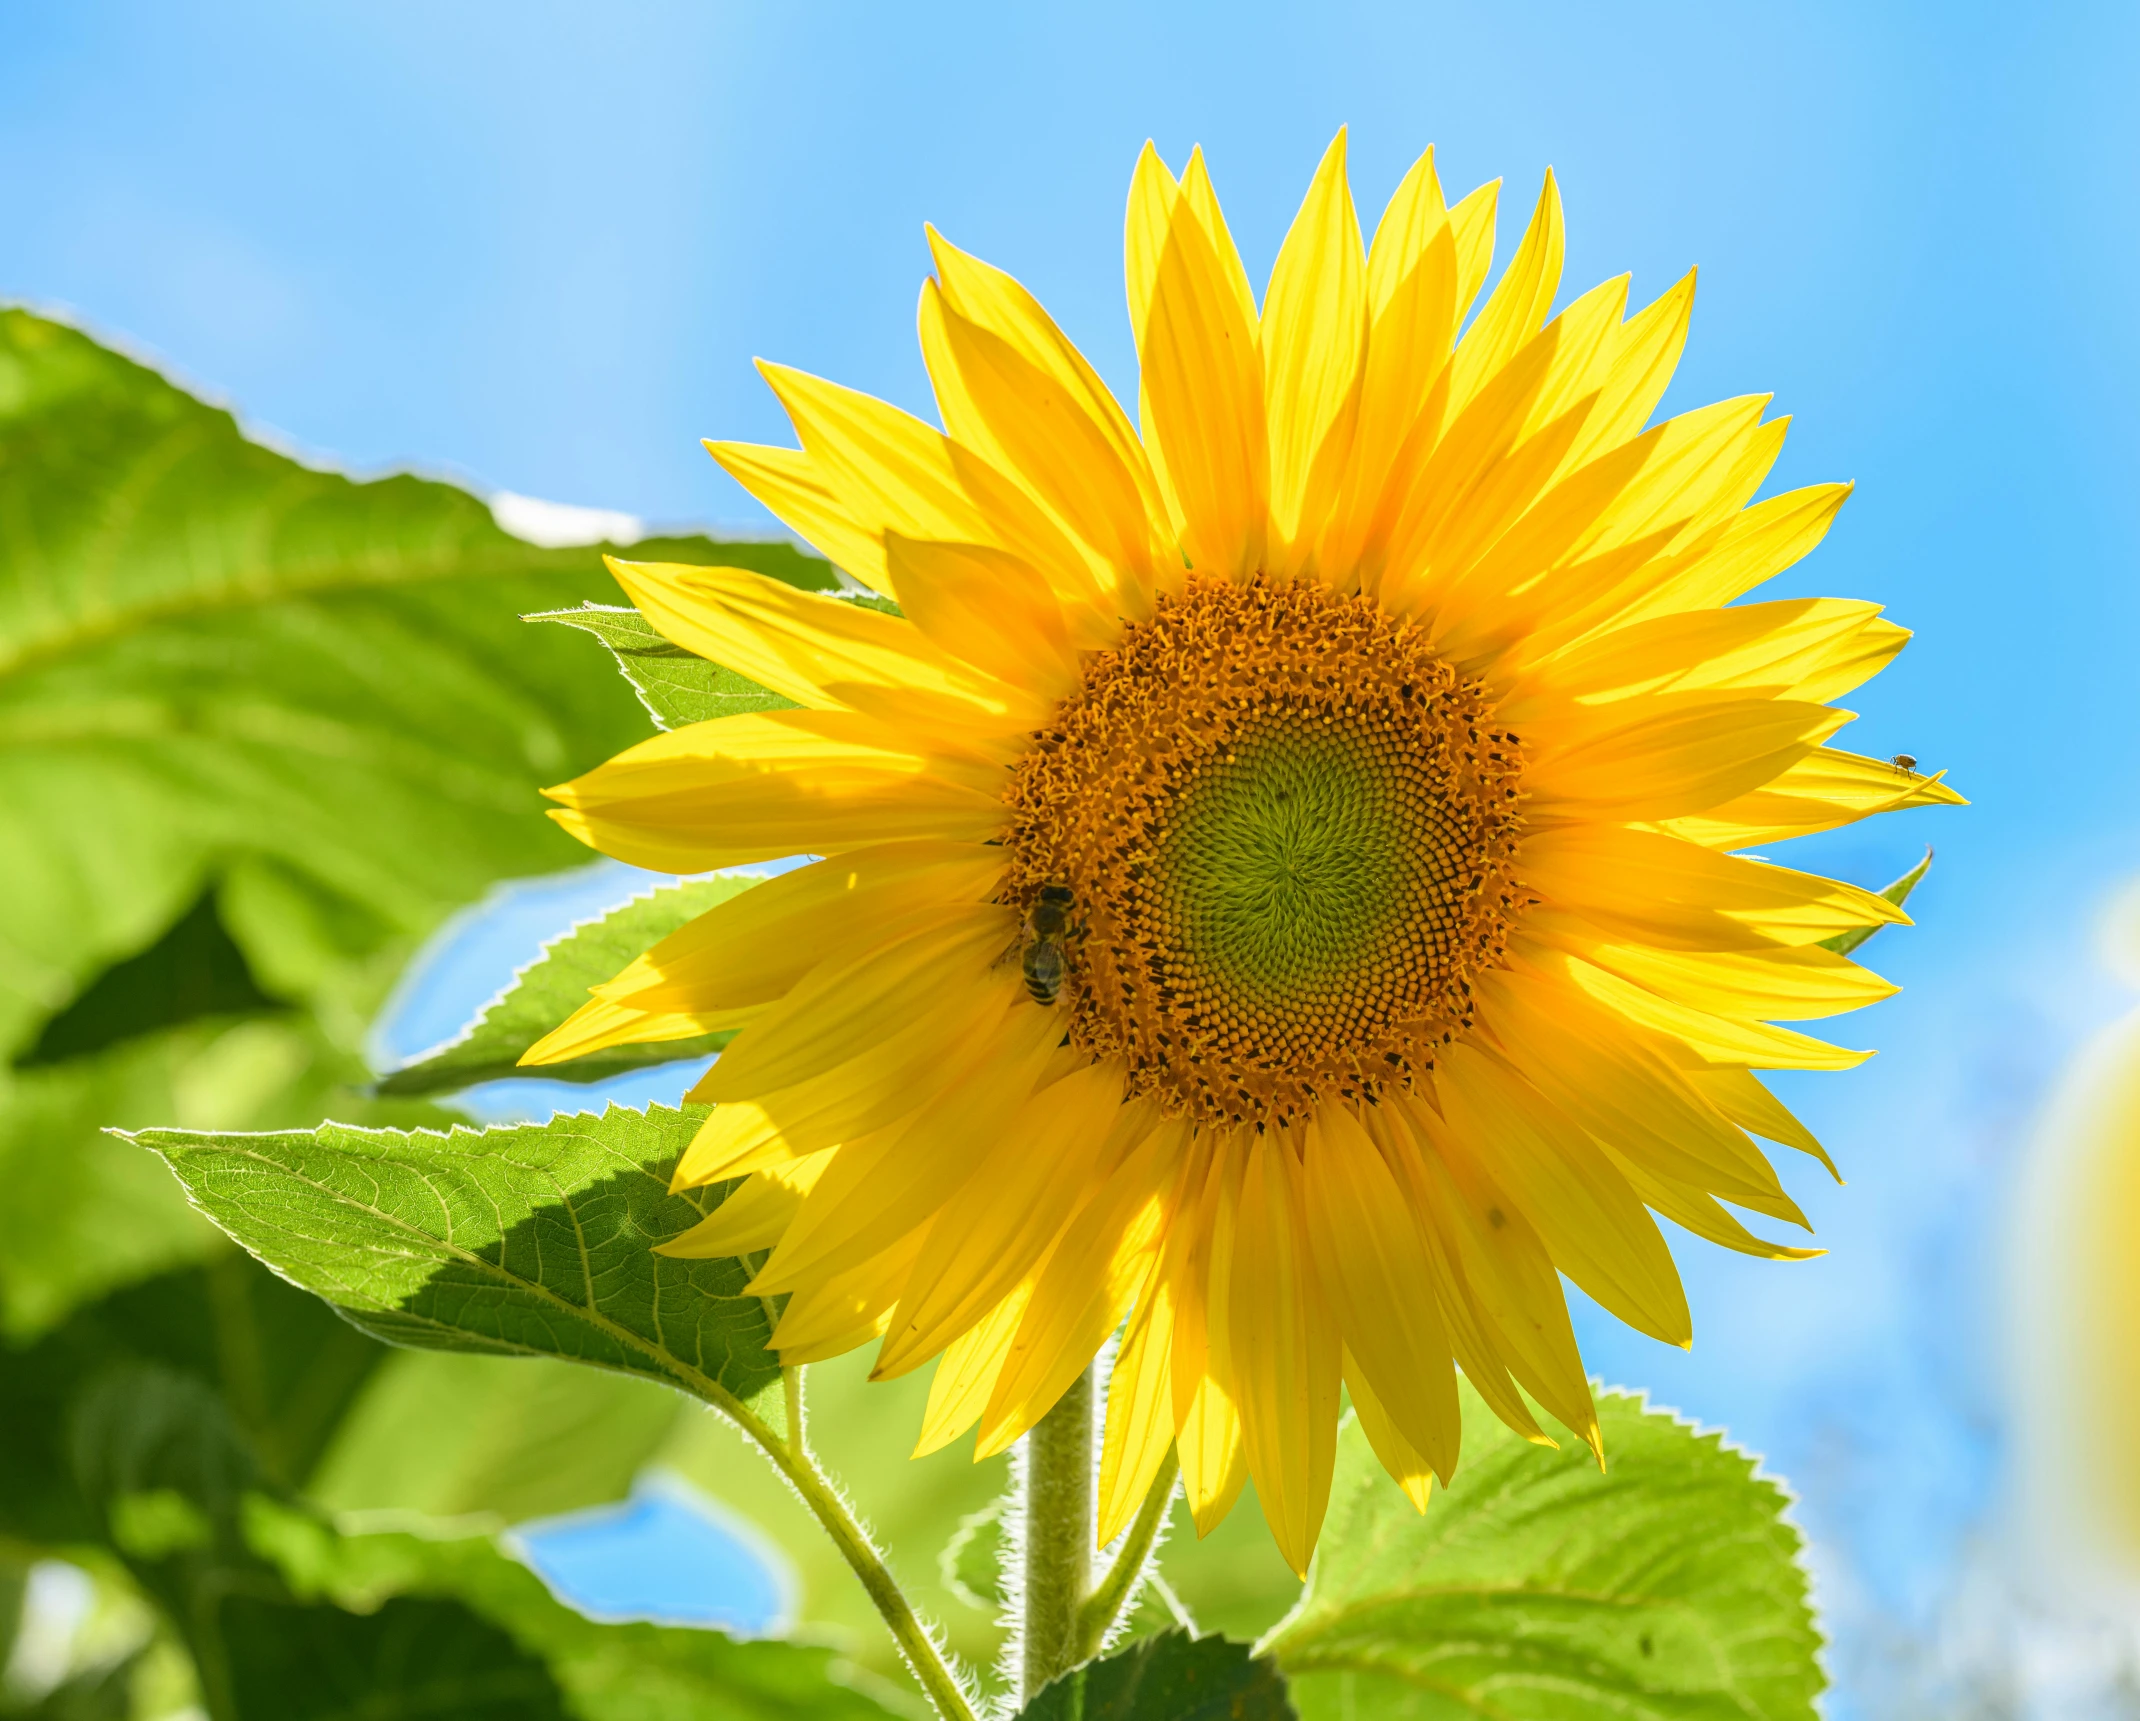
<box><xmin>1002</xmin><ymin>577</ymin><xmax>1529</xmax><ymax>1126</ymax></box>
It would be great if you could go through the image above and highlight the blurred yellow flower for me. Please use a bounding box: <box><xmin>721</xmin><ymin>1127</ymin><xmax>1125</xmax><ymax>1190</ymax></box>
<box><xmin>527</xmin><ymin>132</ymin><xmax>1960</xmax><ymax>1575</ymax></box>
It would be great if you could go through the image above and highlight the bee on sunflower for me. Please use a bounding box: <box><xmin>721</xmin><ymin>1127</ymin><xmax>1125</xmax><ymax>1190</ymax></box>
<box><xmin>524</xmin><ymin>131</ymin><xmax>1959</xmax><ymax>1580</ymax></box>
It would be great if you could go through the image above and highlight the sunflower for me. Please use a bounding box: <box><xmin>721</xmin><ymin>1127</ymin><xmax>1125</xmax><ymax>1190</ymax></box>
<box><xmin>527</xmin><ymin>132</ymin><xmax>1960</xmax><ymax>1575</ymax></box>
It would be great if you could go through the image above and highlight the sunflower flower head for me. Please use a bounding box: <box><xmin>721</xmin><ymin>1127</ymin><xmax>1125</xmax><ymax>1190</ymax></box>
<box><xmin>526</xmin><ymin>131</ymin><xmax>1961</xmax><ymax>1576</ymax></box>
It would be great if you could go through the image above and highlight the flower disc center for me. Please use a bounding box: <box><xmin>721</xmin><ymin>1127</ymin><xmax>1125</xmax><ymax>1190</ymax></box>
<box><xmin>1005</xmin><ymin>578</ymin><xmax>1528</xmax><ymax>1125</ymax></box>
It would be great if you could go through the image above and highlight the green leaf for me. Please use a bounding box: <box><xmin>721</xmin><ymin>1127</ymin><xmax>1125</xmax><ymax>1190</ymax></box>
<box><xmin>377</xmin><ymin>875</ymin><xmax>763</xmax><ymax>1097</ymax></box>
<box><xmin>0</xmin><ymin>1019</ymin><xmax>380</xmax><ymax>1343</ymax></box>
<box><xmin>1819</xmin><ymin>848</ymin><xmax>1933</xmax><ymax>957</ymax></box>
<box><xmin>18</xmin><ymin>891</ymin><xmax>282</xmax><ymax>1067</ymax></box>
<box><xmin>0</xmin><ymin>307</ymin><xmax>832</xmax><ymax>1333</ymax></box>
<box><xmin>0</xmin><ymin>1254</ymin><xmax>385</xmax><ymax>1548</ymax></box>
<box><xmin>132</xmin><ymin>1104</ymin><xmax>780</xmax><ymax>1408</ymax></box>
<box><xmin>253</xmin><ymin>1499</ymin><xmax>904</xmax><ymax>1721</ymax></box>
<box><xmin>1018</xmin><ymin>1631</ymin><xmax>1294</xmax><ymax>1721</ymax></box>
<box><xmin>1265</xmin><ymin>1385</ymin><xmax>1823</xmax><ymax>1720</ymax></box>
<box><xmin>219</xmin><ymin>1593</ymin><xmax>570</xmax><ymax>1721</ymax></box>
<box><xmin>309</xmin><ymin>1351</ymin><xmax>683</xmax><ymax>1527</ymax></box>
<box><xmin>0</xmin><ymin>306</ymin><xmax>830</xmax><ymax>1055</ymax></box>
<box><xmin>527</xmin><ymin>603</ymin><xmax>802</xmax><ymax>730</ymax></box>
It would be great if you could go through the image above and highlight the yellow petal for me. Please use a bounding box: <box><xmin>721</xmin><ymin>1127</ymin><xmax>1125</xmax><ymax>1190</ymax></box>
<box><xmin>543</xmin><ymin>709</ymin><xmax>1008</xmax><ymax>873</ymax></box>
<box><xmin>1522</xmin><ymin>694</ymin><xmax>1845</xmax><ymax>822</ymax></box>
<box><xmin>1176</xmin><ymin>1372</ymin><xmax>1248</xmax><ymax>1537</ymax></box>
<box><xmin>915</xmin><ymin>1284</ymin><xmax>1033</xmax><ymax>1456</ymax></box>
<box><xmin>1320</xmin><ymin>156</ymin><xmax>1462</xmax><ymax>583</ymax></box>
<box><xmin>974</xmin><ymin>1120</ymin><xmax>1188</xmax><ymax>1457</ymax></box>
<box><xmin>519</xmin><ymin>995</ymin><xmax>761</xmax><ymax>1068</ymax></box>
<box><xmin>593</xmin><ymin>841</ymin><xmax>1004</xmax><ymax>1015</ymax></box>
<box><xmin>1097</xmin><ymin>1279</ymin><xmax>1180</xmax><ymax>1546</ymax></box>
<box><xmin>757</xmin><ymin>359</ymin><xmax>1100</xmax><ymax>612</ymax></box>
<box><xmin>1123</xmin><ymin>141</ymin><xmax>1180</xmax><ymax>391</ymax></box>
<box><xmin>1512</xmin><ymin>597</ymin><xmax>1897</xmax><ymax>713</ymax></box>
<box><xmin>1686</xmin><ymin>1066</ymin><xmax>1840</xmax><ymax>1179</ymax></box>
<box><xmin>1609</xmin><ymin>1160</ymin><xmax>1823</xmax><ymax>1263</ymax></box>
<box><xmin>1180</xmin><ymin>147</ymin><xmax>1260</xmax><ymax>333</ymax></box>
<box><xmin>1342</xmin><ymin>1351</ymin><xmax>1434</xmax><ymax>1512</ymax></box>
<box><xmin>1522</xmin><ymin>823</ymin><xmax>1909</xmax><ymax>951</ymax></box>
<box><xmin>654</xmin><ymin>1148</ymin><xmax>836</xmax><ymax>1259</ymax></box>
<box><xmin>1357</xmin><ymin>1105</ymin><xmax>1550</xmax><ymax>1444</ymax></box>
<box><xmin>881</xmin><ymin>533</ymin><xmax>1083</xmax><ymax>696</ymax></box>
<box><xmin>1301</xmin><ymin>1106</ymin><xmax>1459</xmax><ymax>1483</ymax></box>
<box><xmin>923</xmin><ymin>234</ymin><xmax>1167</xmax><ymax>613</ymax></box>
<box><xmin>1138</xmin><ymin>153</ymin><xmax>1268</xmax><ymax>582</ymax></box>
<box><xmin>1262</xmin><ymin>129</ymin><xmax>1366</xmax><ymax>571</ymax></box>
<box><xmin>1446</xmin><ymin>171</ymin><xmax>1563</xmax><ymax>415</ymax></box>
<box><xmin>1226</xmin><ymin>1135</ymin><xmax>1341</xmax><ymax>1577</ymax></box>
<box><xmin>605</xmin><ymin>556</ymin><xmax>1035</xmax><ymax>725</ymax></box>
<box><xmin>1664</xmin><ymin>747</ymin><xmax>1965</xmax><ymax>849</ymax></box>
<box><xmin>1559</xmin><ymin>269</ymin><xmax>1696</xmax><ymax>474</ymax></box>
<box><xmin>771</xmin><ymin>1228</ymin><xmax>923</xmax><ymax>1360</ymax></box>
<box><xmin>1386</xmin><ymin>1099</ymin><xmax>1591</xmax><ymax>1448</ymax></box>
<box><xmin>1537</xmin><ymin>944</ymin><xmax>1871</xmax><ymax>1072</ymax></box>
<box><xmin>749</xmin><ymin>998</ymin><xmax>1064</xmax><ymax>1293</ymax></box>
<box><xmin>1477</xmin><ymin>965</ymin><xmax>1802</xmax><ymax>1219</ymax></box>
<box><xmin>1371</xmin><ymin>317</ymin><xmax>1565</xmax><ymax>604</ymax></box>
<box><xmin>1565</xmin><ymin>933</ymin><xmax>1897</xmax><ymax>1022</ymax></box>
<box><xmin>699</xmin><ymin>903</ymin><xmax>1016</xmax><ymax>1101</ymax></box>
<box><xmin>703</xmin><ymin>440</ymin><xmax>892</xmax><ymax>592</ymax></box>
<box><xmin>1614</xmin><ymin>481</ymin><xmax>1852</xmax><ymax>626</ymax></box>
<box><xmin>1439</xmin><ymin>1042</ymin><xmax>1693</xmax><ymax>1348</ymax></box>
<box><xmin>877</xmin><ymin>1071</ymin><xmax>1146</xmax><ymax>1377</ymax></box>
<box><xmin>668</xmin><ymin>974</ymin><xmax>1017</xmax><ymax>1186</ymax></box>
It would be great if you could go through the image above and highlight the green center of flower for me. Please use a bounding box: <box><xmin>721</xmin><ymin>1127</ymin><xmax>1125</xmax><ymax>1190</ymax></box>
<box><xmin>1163</xmin><ymin>721</ymin><xmax>1420</xmax><ymax>1016</ymax></box>
<box><xmin>1003</xmin><ymin>577</ymin><xmax>1528</xmax><ymax>1125</ymax></box>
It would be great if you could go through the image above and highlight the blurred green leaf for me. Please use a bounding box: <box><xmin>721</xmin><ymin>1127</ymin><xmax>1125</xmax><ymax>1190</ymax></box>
<box><xmin>0</xmin><ymin>1255</ymin><xmax>383</xmax><ymax>1549</ymax></box>
<box><xmin>255</xmin><ymin>1499</ymin><xmax>902</xmax><ymax>1721</ymax></box>
<box><xmin>0</xmin><ymin>1015</ymin><xmax>461</xmax><ymax>1343</ymax></box>
<box><xmin>0</xmin><ymin>308</ymin><xmax>834</xmax><ymax>1339</ymax></box>
<box><xmin>528</xmin><ymin>603</ymin><xmax>803</xmax><ymax>730</ymax></box>
<box><xmin>310</xmin><ymin>1351</ymin><xmax>683</xmax><ymax>1528</ymax></box>
<box><xmin>1265</xmin><ymin>1385</ymin><xmax>1823</xmax><ymax>1720</ymax></box>
<box><xmin>0</xmin><ymin>308</ymin><xmax>639</xmax><ymax>1058</ymax></box>
<box><xmin>133</xmin><ymin>1105</ymin><xmax>780</xmax><ymax>1407</ymax></box>
<box><xmin>1819</xmin><ymin>848</ymin><xmax>1933</xmax><ymax>957</ymax></box>
<box><xmin>18</xmin><ymin>892</ymin><xmax>282</xmax><ymax>1068</ymax></box>
<box><xmin>1153</xmin><ymin>1483</ymin><xmax>1302</xmax><ymax>1646</ymax></box>
<box><xmin>377</xmin><ymin>875</ymin><xmax>762</xmax><ymax>1097</ymax></box>
<box><xmin>1018</xmin><ymin>1630</ymin><xmax>1293</xmax><ymax>1721</ymax></box>
<box><xmin>220</xmin><ymin>1592</ymin><xmax>569</xmax><ymax>1720</ymax></box>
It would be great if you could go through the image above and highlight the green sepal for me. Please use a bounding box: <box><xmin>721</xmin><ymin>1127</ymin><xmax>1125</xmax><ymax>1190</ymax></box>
<box><xmin>1819</xmin><ymin>847</ymin><xmax>1933</xmax><ymax>957</ymax></box>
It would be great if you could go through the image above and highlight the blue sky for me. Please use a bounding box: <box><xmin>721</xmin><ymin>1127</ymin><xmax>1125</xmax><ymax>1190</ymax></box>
<box><xmin>11</xmin><ymin>3</ymin><xmax>2140</xmax><ymax>1712</ymax></box>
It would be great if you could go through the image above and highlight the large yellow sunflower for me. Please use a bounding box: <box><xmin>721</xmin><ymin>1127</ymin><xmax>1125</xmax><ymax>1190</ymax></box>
<box><xmin>527</xmin><ymin>132</ymin><xmax>1959</xmax><ymax>1575</ymax></box>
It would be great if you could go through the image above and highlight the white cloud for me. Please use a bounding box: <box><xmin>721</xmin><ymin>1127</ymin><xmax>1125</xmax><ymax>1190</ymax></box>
<box><xmin>491</xmin><ymin>490</ymin><xmax>644</xmax><ymax>548</ymax></box>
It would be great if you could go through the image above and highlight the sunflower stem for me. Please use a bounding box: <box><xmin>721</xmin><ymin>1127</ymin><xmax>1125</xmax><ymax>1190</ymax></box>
<box><xmin>1020</xmin><ymin>1363</ymin><xmax>1096</xmax><ymax>1701</ymax></box>
<box><xmin>1072</xmin><ymin>1449</ymin><xmax>1179</xmax><ymax>1663</ymax></box>
<box><xmin>711</xmin><ymin>1372</ymin><xmax>978</xmax><ymax>1721</ymax></box>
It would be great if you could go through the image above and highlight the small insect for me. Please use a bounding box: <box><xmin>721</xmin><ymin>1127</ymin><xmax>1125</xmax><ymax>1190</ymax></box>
<box><xmin>1022</xmin><ymin>884</ymin><xmax>1074</xmax><ymax>1006</ymax></box>
<box><xmin>1891</xmin><ymin>753</ymin><xmax>1919</xmax><ymax>774</ymax></box>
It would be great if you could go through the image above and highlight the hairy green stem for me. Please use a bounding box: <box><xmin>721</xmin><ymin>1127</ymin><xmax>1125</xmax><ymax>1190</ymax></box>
<box><xmin>1074</xmin><ymin>1449</ymin><xmax>1180</xmax><ymax>1662</ymax></box>
<box><xmin>714</xmin><ymin>1373</ymin><xmax>977</xmax><ymax>1721</ymax></box>
<box><xmin>1021</xmin><ymin>1364</ymin><xmax>1097</xmax><ymax>1701</ymax></box>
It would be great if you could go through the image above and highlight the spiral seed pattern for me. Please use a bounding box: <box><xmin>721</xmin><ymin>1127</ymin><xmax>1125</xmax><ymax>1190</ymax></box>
<box><xmin>1004</xmin><ymin>577</ymin><xmax>1530</xmax><ymax>1125</ymax></box>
